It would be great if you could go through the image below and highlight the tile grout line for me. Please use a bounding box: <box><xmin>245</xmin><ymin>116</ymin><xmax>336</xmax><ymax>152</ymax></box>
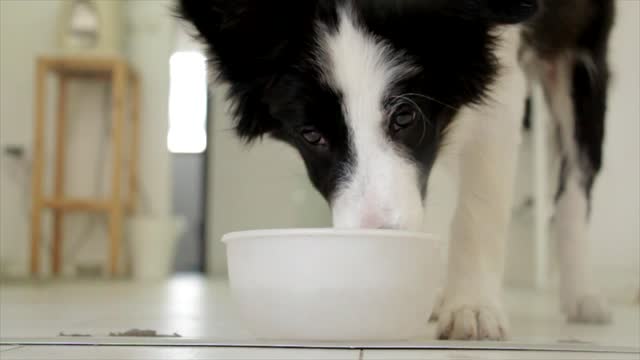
<box><xmin>0</xmin><ymin>345</ymin><xmax>24</xmax><ymax>353</ymax></box>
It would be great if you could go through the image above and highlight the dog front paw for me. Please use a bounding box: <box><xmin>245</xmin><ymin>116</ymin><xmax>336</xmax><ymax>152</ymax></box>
<box><xmin>437</xmin><ymin>301</ymin><xmax>509</xmax><ymax>340</ymax></box>
<box><xmin>564</xmin><ymin>294</ymin><xmax>612</xmax><ymax>324</ymax></box>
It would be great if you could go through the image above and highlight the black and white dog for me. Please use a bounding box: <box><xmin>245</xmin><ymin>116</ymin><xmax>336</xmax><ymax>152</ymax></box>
<box><xmin>178</xmin><ymin>0</ymin><xmax>615</xmax><ymax>340</ymax></box>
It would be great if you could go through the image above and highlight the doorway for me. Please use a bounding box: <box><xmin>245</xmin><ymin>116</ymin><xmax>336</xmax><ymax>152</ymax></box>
<box><xmin>168</xmin><ymin>26</ymin><xmax>209</xmax><ymax>273</ymax></box>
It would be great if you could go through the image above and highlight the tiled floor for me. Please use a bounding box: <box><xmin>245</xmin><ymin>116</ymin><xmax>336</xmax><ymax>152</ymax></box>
<box><xmin>0</xmin><ymin>346</ymin><xmax>638</xmax><ymax>360</ymax></box>
<box><xmin>362</xmin><ymin>350</ymin><xmax>638</xmax><ymax>359</ymax></box>
<box><xmin>1</xmin><ymin>275</ymin><xmax>638</xmax><ymax>359</ymax></box>
<box><xmin>0</xmin><ymin>345</ymin><xmax>360</xmax><ymax>360</ymax></box>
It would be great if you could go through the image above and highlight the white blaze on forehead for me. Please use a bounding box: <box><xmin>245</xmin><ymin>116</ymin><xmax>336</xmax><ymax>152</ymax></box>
<box><xmin>319</xmin><ymin>10</ymin><xmax>414</xmax><ymax>127</ymax></box>
<box><xmin>322</xmin><ymin>12</ymin><xmax>409</xmax><ymax>111</ymax></box>
<box><xmin>318</xmin><ymin>9</ymin><xmax>424</xmax><ymax>230</ymax></box>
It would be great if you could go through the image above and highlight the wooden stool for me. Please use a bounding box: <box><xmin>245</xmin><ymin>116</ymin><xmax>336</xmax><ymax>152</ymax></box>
<box><xmin>30</xmin><ymin>56</ymin><xmax>140</xmax><ymax>277</ymax></box>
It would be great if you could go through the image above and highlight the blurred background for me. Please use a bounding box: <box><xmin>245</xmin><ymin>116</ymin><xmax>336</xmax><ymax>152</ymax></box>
<box><xmin>0</xmin><ymin>0</ymin><xmax>332</xmax><ymax>283</ymax></box>
<box><xmin>0</xmin><ymin>0</ymin><xmax>637</xmax><ymax>304</ymax></box>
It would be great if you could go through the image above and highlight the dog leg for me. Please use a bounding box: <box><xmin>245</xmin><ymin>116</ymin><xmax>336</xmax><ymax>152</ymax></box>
<box><xmin>436</xmin><ymin>120</ymin><xmax>521</xmax><ymax>340</ymax></box>
<box><xmin>542</xmin><ymin>54</ymin><xmax>611</xmax><ymax>324</ymax></box>
<box><xmin>436</xmin><ymin>28</ymin><xmax>526</xmax><ymax>340</ymax></box>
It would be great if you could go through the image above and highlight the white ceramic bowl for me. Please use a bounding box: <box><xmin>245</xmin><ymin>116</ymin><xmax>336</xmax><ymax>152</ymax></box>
<box><xmin>222</xmin><ymin>228</ymin><xmax>443</xmax><ymax>341</ymax></box>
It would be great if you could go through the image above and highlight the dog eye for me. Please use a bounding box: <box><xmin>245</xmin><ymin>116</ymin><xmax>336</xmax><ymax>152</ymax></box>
<box><xmin>300</xmin><ymin>128</ymin><xmax>327</xmax><ymax>147</ymax></box>
<box><xmin>390</xmin><ymin>109</ymin><xmax>417</xmax><ymax>133</ymax></box>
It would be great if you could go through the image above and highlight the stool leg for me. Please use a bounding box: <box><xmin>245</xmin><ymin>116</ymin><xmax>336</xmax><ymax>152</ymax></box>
<box><xmin>52</xmin><ymin>75</ymin><xmax>68</xmax><ymax>276</ymax></box>
<box><xmin>30</xmin><ymin>60</ymin><xmax>47</xmax><ymax>276</ymax></box>
<box><xmin>128</xmin><ymin>73</ymin><xmax>140</xmax><ymax>213</ymax></box>
<box><xmin>109</xmin><ymin>63</ymin><xmax>126</xmax><ymax>276</ymax></box>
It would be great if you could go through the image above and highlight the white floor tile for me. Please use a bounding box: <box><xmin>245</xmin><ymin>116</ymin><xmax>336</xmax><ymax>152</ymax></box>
<box><xmin>1</xmin><ymin>346</ymin><xmax>360</xmax><ymax>360</ymax></box>
<box><xmin>362</xmin><ymin>349</ymin><xmax>639</xmax><ymax>360</ymax></box>
<box><xmin>0</xmin><ymin>276</ymin><xmax>249</xmax><ymax>339</ymax></box>
<box><xmin>505</xmin><ymin>290</ymin><xmax>640</xmax><ymax>348</ymax></box>
<box><xmin>1</xmin><ymin>275</ymin><xmax>638</xmax><ymax>350</ymax></box>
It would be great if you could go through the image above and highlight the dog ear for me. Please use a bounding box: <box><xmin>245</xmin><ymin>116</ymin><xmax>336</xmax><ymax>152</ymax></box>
<box><xmin>366</xmin><ymin>0</ymin><xmax>538</xmax><ymax>24</ymax></box>
<box><xmin>480</xmin><ymin>0</ymin><xmax>539</xmax><ymax>24</ymax></box>
<box><xmin>176</xmin><ymin>0</ymin><xmax>315</xmax><ymax>141</ymax></box>
<box><xmin>430</xmin><ymin>0</ymin><xmax>539</xmax><ymax>24</ymax></box>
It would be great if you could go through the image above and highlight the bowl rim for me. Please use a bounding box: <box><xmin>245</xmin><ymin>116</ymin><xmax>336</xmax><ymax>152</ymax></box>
<box><xmin>221</xmin><ymin>228</ymin><xmax>437</xmax><ymax>243</ymax></box>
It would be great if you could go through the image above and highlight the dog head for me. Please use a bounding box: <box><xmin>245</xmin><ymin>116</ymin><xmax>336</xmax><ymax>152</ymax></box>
<box><xmin>178</xmin><ymin>0</ymin><xmax>537</xmax><ymax>230</ymax></box>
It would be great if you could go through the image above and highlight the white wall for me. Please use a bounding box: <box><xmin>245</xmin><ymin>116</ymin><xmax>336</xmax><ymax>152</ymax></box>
<box><xmin>0</xmin><ymin>0</ymin><xmax>175</xmax><ymax>277</ymax></box>
<box><xmin>125</xmin><ymin>0</ymin><xmax>174</xmax><ymax>217</ymax></box>
<box><xmin>1</xmin><ymin>0</ymin><xmax>59</xmax><ymax>276</ymax></box>
<box><xmin>588</xmin><ymin>0</ymin><xmax>640</xmax><ymax>298</ymax></box>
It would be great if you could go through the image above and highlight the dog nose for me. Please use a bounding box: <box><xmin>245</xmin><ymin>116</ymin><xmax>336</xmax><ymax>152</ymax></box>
<box><xmin>359</xmin><ymin>211</ymin><xmax>396</xmax><ymax>229</ymax></box>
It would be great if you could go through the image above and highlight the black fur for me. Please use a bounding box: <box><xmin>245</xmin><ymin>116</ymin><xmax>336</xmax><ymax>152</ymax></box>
<box><xmin>523</xmin><ymin>0</ymin><xmax>614</xmax><ymax>58</ymax></box>
<box><xmin>523</xmin><ymin>0</ymin><xmax>614</xmax><ymax>204</ymax></box>
<box><xmin>349</xmin><ymin>0</ymin><xmax>517</xmax><ymax>195</ymax></box>
<box><xmin>177</xmin><ymin>0</ymin><xmax>321</xmax><ymax>141</ymax></box>
<box><xmin>570</xmin><ymin>0</ymin><xmax>614</xmax><ymax>198</ymax></box>
<box><xmin>572</xmin><ymin>57</ymin><xmax>608</xmax><ymax>198</ymax></box>
<box><xmin>177</xmin><ymin>0</ymin><xmax>539</xmax><ymax>200</ymax></box>
<box><xmin>266</xmin><ymin>72</ymin><xmax>352</xmax><ymax>199</ymax></box>
<box><xmin>356</xmin><ymin>0</ymin><xmax>500</xmax><ymax>107</ymax></box>
<box><xmin>522</xmin><ymin>96</ymin><xmax>532</xmax><ymax>130</ymax></box>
